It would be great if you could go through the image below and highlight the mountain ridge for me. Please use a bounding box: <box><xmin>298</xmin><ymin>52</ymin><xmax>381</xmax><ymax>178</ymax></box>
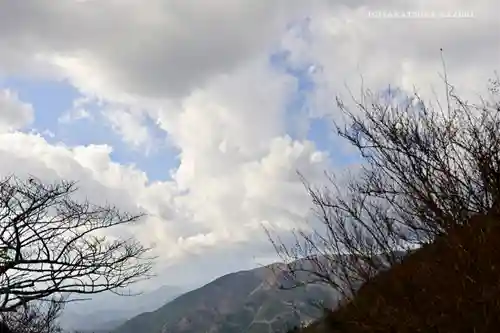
<box><xmin>111</xmin><ymin>263</ymin><xmax>338</xmax><ymax>333</ymax></box>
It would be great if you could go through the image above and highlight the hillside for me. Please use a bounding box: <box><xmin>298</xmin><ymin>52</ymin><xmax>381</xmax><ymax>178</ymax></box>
<box><xmin>111</xmin><ymin>264</ymin><xmax>339</xmax><ymax>333</ymax></box>
<box><xmin>299</xmin><ymin>211</ymin><xmax>500</xmax><ymax>333</ymax></box>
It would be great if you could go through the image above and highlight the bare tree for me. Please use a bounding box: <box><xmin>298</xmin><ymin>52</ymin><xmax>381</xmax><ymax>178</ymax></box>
<box><xmin>0</xmin><ymin>176</ymin><xmax>154</xmax><ymax>313</ymax></box>
<box><xmin>0</xmin><ymin>297</ymin><xmax>64</xmax><ymax>333</ymax></box>
<box><xmin>269</xmin><ymin>74</ymin><xmax>500</xmax><ymax>300</ymax></box>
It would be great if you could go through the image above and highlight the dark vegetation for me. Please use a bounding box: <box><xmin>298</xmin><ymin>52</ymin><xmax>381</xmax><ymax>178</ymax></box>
<box><xmin>300</xmin><ymin>210</ymin><xmax>500</xmax><ymax>332</ymax></box>
<box><xmin>0</xmin><ymin>298</ymin><xmax>64</xmax><ymax>333</ymax></box>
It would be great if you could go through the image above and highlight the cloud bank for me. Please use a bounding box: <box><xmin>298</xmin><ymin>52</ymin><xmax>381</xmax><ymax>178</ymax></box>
<box><xmin>0</xmin><ymin>0</ymin><xmax>498</xmax><ymax>289</ymax></box>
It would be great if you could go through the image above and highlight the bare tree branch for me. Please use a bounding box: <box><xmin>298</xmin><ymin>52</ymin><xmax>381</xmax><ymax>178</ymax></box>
<box><xmin>268</xmin><ymin>74</ymin><xmax>500</xmax><ymax>302</ymax></box>
<box><xmin>0</xmin><ymin>176</ymin><xmax>154</xmax><ymax>313</ymax></box>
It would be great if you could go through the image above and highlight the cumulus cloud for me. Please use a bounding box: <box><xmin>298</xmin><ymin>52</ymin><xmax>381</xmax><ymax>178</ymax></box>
<box><xmin>0</xmin><ymin>56</ymin><xmax>330</xmax><ymax>282</ymax></box>
<box><xmin>58</xmin><ymin>97</ymin><xmax>93</xmax><ymax>123</ymax></box>
<box><xmin>0</xmin><ymin>89</ymin><xmax>34</xmax><ymax>132</ymax></box>
<box><xmin>103</xmin><ymin>107</ymin><xmax>152</xmax><ymax>149</ymax></box>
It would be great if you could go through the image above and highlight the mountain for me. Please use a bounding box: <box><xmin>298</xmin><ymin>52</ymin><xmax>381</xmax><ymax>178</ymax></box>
<box><xmin>60</xmin><ymin>285</ymin><xmax>185</xmax><ymax>332</ymax></box>
<box><xmin>111</xmin><ymin>264</ymin><xmax>339</xmax><ymax>333</ymax></box>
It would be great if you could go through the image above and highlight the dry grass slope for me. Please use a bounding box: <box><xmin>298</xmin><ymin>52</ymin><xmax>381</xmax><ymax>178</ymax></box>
<box><xmin>299</xmin><ymin>211</ymin><xmax>500</xmax><ymax>333</ymax></box>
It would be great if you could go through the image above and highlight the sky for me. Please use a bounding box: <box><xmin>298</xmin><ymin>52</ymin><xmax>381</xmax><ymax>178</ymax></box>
<box><xmin>0</xmin><ymin>0</ymin><xmax>499</xmax><ymax>303</ymax></box>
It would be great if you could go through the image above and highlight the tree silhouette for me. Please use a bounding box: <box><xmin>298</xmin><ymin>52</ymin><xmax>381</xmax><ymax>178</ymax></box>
<box><xmin>0</xmin><ymin>297</ymin><xmax>64</xmax><ymax>333</ymax></box>
<box><xmin>0</xmin><ymin>176</ymin><xmax>154</xmax><ymax>313</ymax></box>
<box><xmin>269</xmin><ymin>73</ymin><xmax>500</xmax><ymax>302</ymax></box>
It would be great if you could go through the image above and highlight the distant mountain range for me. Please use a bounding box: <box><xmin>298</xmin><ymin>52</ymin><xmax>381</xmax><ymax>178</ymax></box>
<box><xmin>66</xmin><ymin>254</ymin><xmax>405</xmax><ymax>333</ymax></box>
<box><xmin>110</xmin><ymin>263</ymin><xmax>339</xmax><ymax>333</ymax></box>
<box><xmin>60</xmin><ymin>285</ymin><xmax>185</xmax><ymax>332</ymax></box>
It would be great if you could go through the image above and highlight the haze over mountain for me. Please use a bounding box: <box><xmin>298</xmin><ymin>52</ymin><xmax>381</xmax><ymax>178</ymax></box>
<box><xmin>111</xmin><ymin>263</ymin><xmax>339</xmax><ymax>333</ymax></box>
<box><xmin>60</xmin><ymin>285</ymin><xmax>185</xmax><ymax>332</ymax></box>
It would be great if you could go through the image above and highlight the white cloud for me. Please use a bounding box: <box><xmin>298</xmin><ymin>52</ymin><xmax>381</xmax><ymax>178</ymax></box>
<box><xmin>58</xmin><ymin>107</ymin><xmax>92</xmax><ymax>124</ymax></box>
<box><xmin>0</xmin><ymin>126</ymin><xmax>328</xmax><ymax>282</ymax></box>
<box><xmin>0</xmin><ymin>57</ymin><xmax>330</xmax><ymax>281</ymax></box>
<box><xmin>287</xmin><ymin>0</ymin><xmax>499</xmax><ymax>117</ymax></box>
<box><xmin>0</xmin><ymin>0</ymin><xmax>305</xmax><ymax>101</ymax></box>
<box><xmin>0</xmin><ymin>89</ymin><xmax>34</xmax><ymax>132</ymax></box>
<box><xmin>103</xmin><ymin>107</ymin><xmax>152</xmax><ymax>149</ymax></box>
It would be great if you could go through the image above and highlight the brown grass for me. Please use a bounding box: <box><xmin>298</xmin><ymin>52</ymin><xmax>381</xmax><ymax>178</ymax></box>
<box><xmin>299</xmin><ymin>212</ymin><xmax>500</xmax><ymax>333</ymax></box>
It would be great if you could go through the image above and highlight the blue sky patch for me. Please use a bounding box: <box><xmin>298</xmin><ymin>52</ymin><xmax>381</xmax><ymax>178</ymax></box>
<box><xmin>1</xmin><ymin>77</ymin><xmax>179</xmax><ymax>182</ymax></box>
<box><xmin>1</xmin><ymin>77</ymin><xmax>79</xmax><ymax>143</ymax></box>
<box><xmin>269</xmin><ymin>18</ymin><xmax>360</xmax><ymax>169</ymax></box>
